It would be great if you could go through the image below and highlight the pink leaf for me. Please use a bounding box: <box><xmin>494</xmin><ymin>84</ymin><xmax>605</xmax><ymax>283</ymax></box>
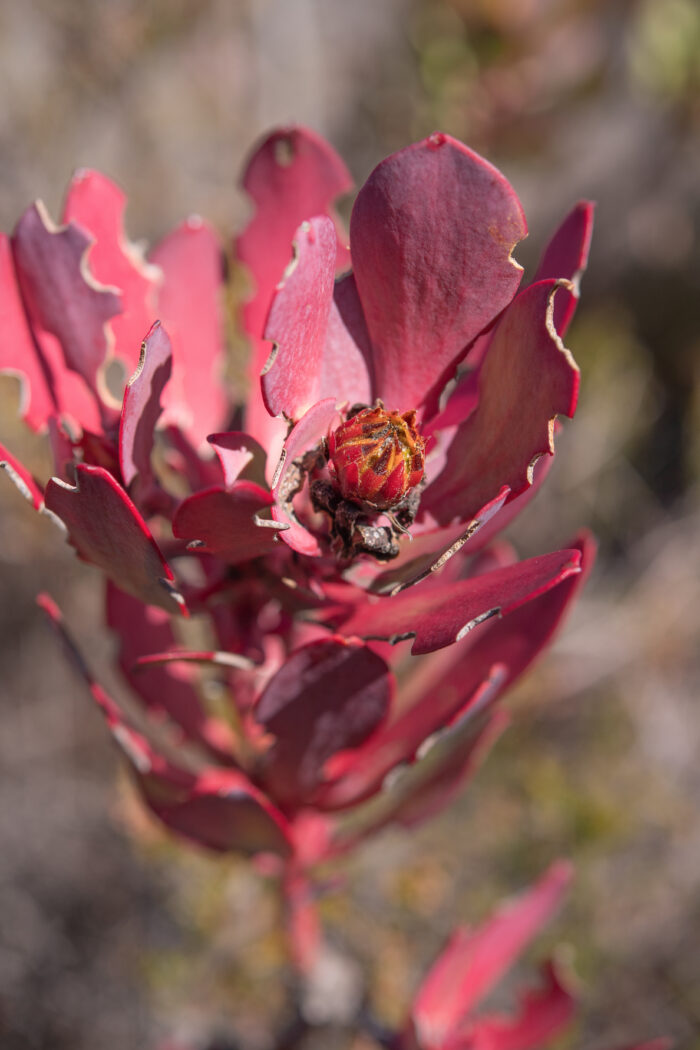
<box><xmin>237</xmin><ymin>126</ymin><xmax>352</xmax><ymax>447</ymax></box>
<box><xmin>262</xmin><ymin>217</ymin><xmax>338</xmax><ymax>419</ymax></box>
<box><xmin>465</xmin><ymin>960</ymin><xmax>575</xmax><ymax>1050</ymax></box>
<box><xmin>173</xmin><ymin>481</ymin><xmax>287</xmax><ymax>565</ymax></box>
<box><xmin>254</xmin><ymin>637</ymin><xmax>393</xmax><ymax>809</ymax></box>
<box><xmin>533</xmin><ymin>201</ymin><xmax>595</xmax><ymax>337</ymax></box>
<box><xmin>412</xmin><ymin>862</ymin><xmax>573</xmax><ymax>1050</ymax></box>
<box><xmin>12</xmin><ymin>201</ymin><xmax>122</xmax><ymax>402</ymax></box>
<box><xmin>350</xmin><ymin>133</ymin><xmax>526</xmax><ymax>414</ymax></box>
<box><xmin>271</xmin><ymin>397</ymin><xmax>340</xmax><ymax>555</ymax></box>
<box><xmin>150</xmin><ymin>217</ymin><xmax>228</xmax><ymax>448</ymax></box>
<box><xmin>44</xmin><ymin>464</ymin><xmax>186</xmax><ymax>614</ymax></box>
<box><xmin>119</xmin><ymin>321</ymin><xmax>172</xmax><ymax>488</ymax></box>
<box><xmin>333</xmin><ymin>548</ymin><xmax>582</xmax><ymax>655</ymax></box>
<box><xmin>62</xmin><ymin>168</ymin><xmax>159</xmax><ymax>372</ymax></box>
<box><xmin>39</xmin><ymin>592</ymin><xmax>292</xmax><ymax>858</ymax></box>
<box><xmin>0</xmin><ymin>234</ymin><xmax>56</xmax><ymax>430</ymax></box>
<box><xmin>424</xmin><ymin>280</ymin><xmax>579</xmax><ymax>525</ymax></box>
<box><xmin>208</xmin><ymin>431</ymin><xmax>267</xmax><ymax>488</ymax></box>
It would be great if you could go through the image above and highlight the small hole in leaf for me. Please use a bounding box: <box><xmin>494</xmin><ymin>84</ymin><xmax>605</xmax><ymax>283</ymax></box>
<box><xmin>102</xmin><ymin>357</ymin><xmax>128</xmax><ymax>402</ymax></box>
<box><xmin>274</xmin><ymin>136</ymin><xmax>295</xmax><ymax>167</ymax></box>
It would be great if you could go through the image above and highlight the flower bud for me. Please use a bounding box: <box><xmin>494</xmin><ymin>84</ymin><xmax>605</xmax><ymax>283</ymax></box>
<box><xmin>327</xmin><ymin>404</ymin><xmax>425</xmax><ymax>510</ymax></box>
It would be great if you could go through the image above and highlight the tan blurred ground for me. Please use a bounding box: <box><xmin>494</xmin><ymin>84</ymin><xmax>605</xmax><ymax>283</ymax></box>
<box><xmin>1</xmin><ymin>2</ymin><xmax>699</xmax><ymax>1048</ymax></box>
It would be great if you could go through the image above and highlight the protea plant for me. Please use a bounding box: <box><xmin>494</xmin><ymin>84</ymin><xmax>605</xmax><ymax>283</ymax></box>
<box><xmin>1</xmin><ymin>124</ymin><xmax>598</xmax><ymax>978</ymax></box>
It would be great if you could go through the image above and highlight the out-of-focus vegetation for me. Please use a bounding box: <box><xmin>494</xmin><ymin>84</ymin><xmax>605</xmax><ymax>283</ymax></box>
<box><xmin>1</xmin><ymin>1</ymin><xmax>698</xmax><ymax>1048</ymax></box>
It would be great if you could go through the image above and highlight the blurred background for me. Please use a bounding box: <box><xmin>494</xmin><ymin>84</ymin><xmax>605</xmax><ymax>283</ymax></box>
<box><xmin>0</xmin><ymin>1</ymin><xmax>699</xmax><ymax>1047</ymax></box>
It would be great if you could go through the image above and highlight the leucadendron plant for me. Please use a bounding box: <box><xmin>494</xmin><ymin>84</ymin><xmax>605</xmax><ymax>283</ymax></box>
<box><xmin>1</xmin><ymin>126</ymin><xmax>664</xmax><ymax>1047</ymax></box>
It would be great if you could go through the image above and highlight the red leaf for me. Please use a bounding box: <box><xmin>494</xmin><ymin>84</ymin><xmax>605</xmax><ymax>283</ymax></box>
<box><xmin>119</xmin><ymin>321</ymin><xmax>172</xmax><ymax>488</ymax></box>
<box><xmin>106</xmin><ymin>582</ymin><xmax>210</xmax><ymax>743</ymax></box>
<box><xmin>254</xmin><ymin>637</ymin><xmax>393</xmax><ymax>810</ymax></box>
<box><xmin>208</xmin><ymin>431</ymin><xmax>267</xmax><ymax>488</ymax></box>
<box><xmin>62</xmin><ymin>168</ymin><xmax>159</xmax><ymax>372</ymax></box>
<box><xmin>320</xmin><ymin>658</ymin><xmax>505</xmax><ymax>811</ymax></box>
<box><xmin>237</xmin><ymin>126</ymin><xmax>352</xmax><ymax>448</ymax></box>
<box><xmin>325</xmin><ymin>273</ymin><xmax>373</xmax><ymax>404</ymax></box>
<box><xmin>148</xmin><ymin>768</ymin><xmax>293</xmax><ymax>857</ymax></box>
<box><xmin>424</xmin><ymin>280</ymin><xmax>579</xmax><ymax>525</ymax></box>
<box><xmin>150</xmin><ymin>217</ymin><xmax>228</xmax><ymax>448</ymax></box>
<box><xmin>327</xmin><ymin>668</ymin><xmax>507</xmax><ymax>833</ymax></box>
<box><xmin>350</xmin><ymin>133</ymin><xmax>526</xmax><ymax>415</ymax></box>
<box><xmin>262</xmin><ymin>217</ymin><xmax>338</xmax><ymax>419</ymax></box>
<box><xmin>44</xmin><ymin>463</ymin><xmax>186</xmax><ymax>614</ymax></box>
<box><xmin>39</xmin><ymin>592</ymin><xmax>292</xmax><ymax>858</ymax></box>
<box><xmin>370</xmin><ymin>488</ymin><xmax>510</xmax><ymax>597</ymax></box>
<box><xmin>173</xmin><ymin>481</ymin><xmax>287</xmax><ymax>565</ymax></box>
<box><xmin>387</xmin><ymin>706</ymin><xmax>509</xmax><ymax>833</ymax></box>
<box><xmin>412</xmin><ymin>862</ymin><xmax>573</xmax><ymax>1050</ymax></box>
<box><xmin>263</xmin><ymin>223</ymin><xmax>373</xmax><ymax>420</ymax></box>
<box><xmin>0</xmin><ymin>234</ymin><xmax>56</xmax><ymax>430</ymax></box>
<box><xmin>12</xmin><ymin>202</ymin><xmax>122</xmax><ymax>403</ymax></box>
<box><xmin>271</xmin><ymin>397</ymin><xmax>340</xmax><ymax>555</ymax></box>
<box><xmin>464</xmin><ymin>960</ymin><xmax>575</xmax><ymax>1050</ymax></box>
<box><xmin>348</xmin><ymin>532</ymin><xmax>594</xmax><ymax>797</ymax></box>
<box><xmin>533</xmin><ymin>201</ymin><xmax>595</xmax><ymax>337</ymax></box>
<box><xmin>333</xmin><ymin>548</ymin><xmax>582</xmax><ymax>655</ymax></box>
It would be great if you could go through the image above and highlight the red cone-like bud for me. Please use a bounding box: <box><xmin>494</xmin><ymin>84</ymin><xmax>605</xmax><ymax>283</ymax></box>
<box><xmin>328</xmin><ymin>403</ymin><xmax>425</xmax><ymax>510</ymax></box>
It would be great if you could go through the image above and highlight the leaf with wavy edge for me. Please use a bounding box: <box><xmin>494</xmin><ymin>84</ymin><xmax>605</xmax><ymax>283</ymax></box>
<box><xmin>333</xmin><ymin>548</ymin><xmax>581</xmax><ymax>655</ymax></box>
<box><xmin>62</xmin><ymin>168</ymin><xmax>159</xmax><ymax>373</ymax></box>
<box><xmin>455</xmin><ymin>959</ymin><xmax>575</xmax><ymax>1050</ymax></box>
<box><xmin>369</xmin><ymin>487</ymin><xmax>510</xmax><ymax>596</ymax></box>
<box><xmin>271</xmin><ymin>397</ymin><xmax>340</xmax><ymax>556</ymax></box>
<box><xmin>534</xmin><ymin>200</ymin><xmax>595</xmax><ymax>337</ymax></box>
<box><xmin>44</xmin><ymin>463</ymin><xmax>186</xmax><ymax>615</ymax></box>
<box><xmin>411</xmin><ymin>861</ymin><xmax>573</xmax><ymax>1050</ymax></box>
<box><xmin>0</xmin><ymin>234</ymin><xmax>57</xmax><ymax>430</ymax></box>
<box><xmin>263</xmin><ymin>218</ymin><xmax>372</xmax><ymax>421</ymax></box>
<box><xmin>173</xmin><ymin>481</ymin><xmax>287</xmax><ymax>565</ymax></box>
<box><xmin>208</xmin><ymin>431</ymin><xmax>267</xmax><ymax>489</ymax></box>
<box><xmin>12</xmin><ymin>201</ymin><xmax>122</xmax><ymax>405</ymax></box>
<box><xmin>150</xmin><ymin>217</ymin><xmax>228</xmax><ymax>448</ymax></box>
<box><xmin>424</xmin><ymin>280</ymin><xmax>579</xmax><ymax>525</ymax></box>
<box><xmin>350</xmin><ymin>132</ymin><xmax>527</xmax><ymax>416</ymax></box>
<box><xmin>119</xmin><ymin>320</ymin><xmax>172</xmax><ymax>489</ymax></box>
<box><xmin>237</xmin><ymin>125</ymin><xmax>352</xmax><ymax>450</ymax></box>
